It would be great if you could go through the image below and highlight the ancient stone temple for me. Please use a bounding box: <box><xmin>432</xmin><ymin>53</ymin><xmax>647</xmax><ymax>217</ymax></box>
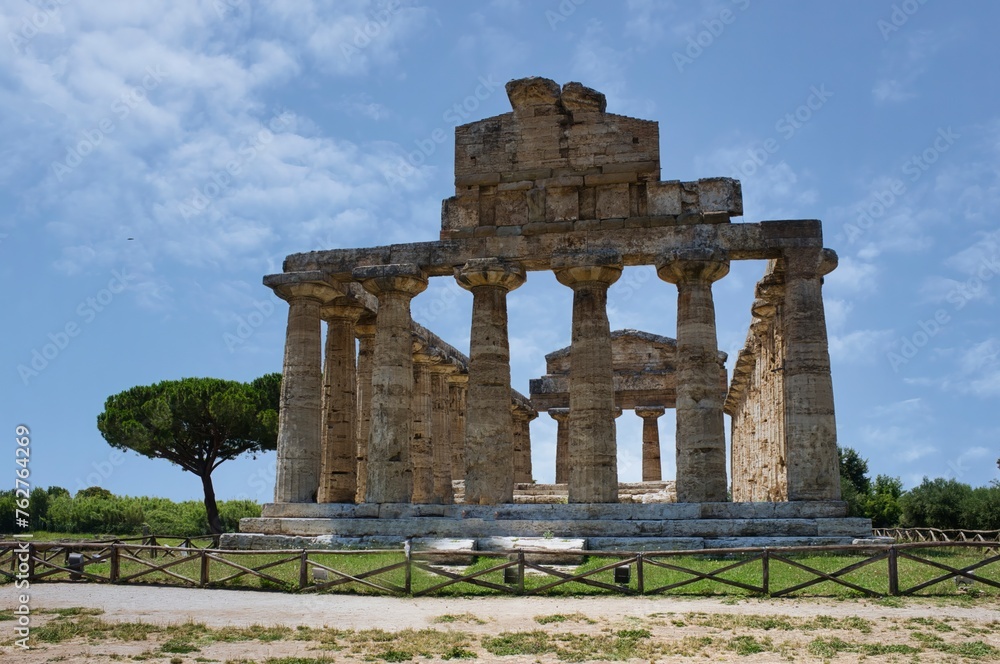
<box><xmin>227</xmin><ymin>77</ymin><xmax>872</xmax><ymax>551</ymax></box>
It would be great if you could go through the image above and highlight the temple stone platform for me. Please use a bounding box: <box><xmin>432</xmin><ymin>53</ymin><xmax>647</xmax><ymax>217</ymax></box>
<box><xmin>223</xmin><ymin>500</ymin><xmax>875</xmax><ymax>552</ymax></box>
<box><xmin>453</xmin><ymin>481</ymin><xmax>676</xmax><ymax>504</ymax></box>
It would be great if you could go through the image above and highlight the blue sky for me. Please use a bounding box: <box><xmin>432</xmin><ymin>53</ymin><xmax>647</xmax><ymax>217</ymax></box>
<box><xmin>3</xmin><ymin>0</ymin><xmax>998</xmax><ymax>504</ymax></box>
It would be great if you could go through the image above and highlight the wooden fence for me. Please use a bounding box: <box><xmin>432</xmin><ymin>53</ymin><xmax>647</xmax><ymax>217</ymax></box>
<box><xmin>1</xmin><ymin>539</ymin><xmax>998</xmax><ymax>597</ymax></box>
<box><xmin>876</xmin><ymin>527</ymin><xmax>1000</xmax><ymax>543</ymax></box>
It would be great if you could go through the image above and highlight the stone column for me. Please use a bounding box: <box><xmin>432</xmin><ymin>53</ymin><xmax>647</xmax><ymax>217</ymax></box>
<box><xmin>554</xmin><ymin>253</ymin><xmax>622</xmax><ymax>503</ymax></box>
<box><xmin>783</xmin><ymin>248</ymin><xmax>841</xmax><ymax>500</ymax></box>
<box><xmin>635</xmin><ymin>407</ymin><xmax>666</xmax><ymax>482</ymax></box>
<box><xmin>354</xmin><ymin>264</ymin><xmax>428</xmax><ymax>504</ymax></box>
<box><xmin>265</xmin><ymin>273</ymin><xmax>341</xmax><ymax>503</ymax></box>
<box><xmin>354</xmin><ymin>317</ymin><xmax>376</xmax><ymax>503</ymax></box>
<box><xmin>549</xmin><ymin>408</ymin><xmax>570</xmax><ymax>484</ymax></box>
<box><xmin>430</xmin><ymin>364</ymin><xmax>456</xmax><ymax>504</ymax></box>
<box><xmin>512</xmin><ymin>407</ymin><xmax>535</xmax><ymax>484</ymax></box>
<box><xmin>318</xmin><ymin>298</ymin><xmax>366</xmax><ymax>503</ymax></box>
<box><xmin>446</xmin><ymin>373</ymin><xmax>468</xmax><ymax>482</ymax></box>
<box><xmin>410</xmin><ymin>350</ymin><xmax>435</xmax><ymax>503</ymax></box>
<box><xmin>455</xmin><ymin>258</ymin><xmax>526</xmax><ymax>505</ymax></box>
<box><xmin>658</xmin><ymin>248</ymin><xmax>730</xmax><ymax>503</ymax></box>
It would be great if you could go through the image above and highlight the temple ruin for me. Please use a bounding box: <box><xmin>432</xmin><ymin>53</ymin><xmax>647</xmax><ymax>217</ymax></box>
<box><xmin>227</xmin><ymin>77</ymin><xmax>872</xmax><ymax>551</ymax></box>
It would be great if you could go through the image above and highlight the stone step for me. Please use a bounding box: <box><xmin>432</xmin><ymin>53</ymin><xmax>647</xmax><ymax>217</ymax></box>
<box><xmin>261</xmin><ymin>501</ymin><xmax>849</xmax><ymax>521</ymax></box>
<box><xmin>221</xmin><ymin>532</ymin><xmax>868</xmax><ymax>553</ymax></box>
<box><xmin>242</xmin><ymin>516</ymin><xmax>871</xmax><ymax>539</ymax></box>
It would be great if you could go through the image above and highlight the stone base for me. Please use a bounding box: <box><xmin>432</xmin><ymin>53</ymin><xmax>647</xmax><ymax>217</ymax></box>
<box><xmin>223</xmin><ymin>501</ymin><xmax>873</xmax><ymax>553</ymax></box>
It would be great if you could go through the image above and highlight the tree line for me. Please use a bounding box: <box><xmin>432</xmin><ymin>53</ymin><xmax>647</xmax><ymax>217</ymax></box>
<box><xmin>0</xmin><ymin>486</ymin><xmax>260</xmax><ymax>536</ymax></box>
<box><xmin>839</xmin><ymin>447</ymin><xmax>1000</xmax><ymax>530</ymax></box>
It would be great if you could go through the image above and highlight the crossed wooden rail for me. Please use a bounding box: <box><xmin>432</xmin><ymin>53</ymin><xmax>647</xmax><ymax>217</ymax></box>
<box><xmin>1</xmin><ymin>539</ymin><xmax>998</xmax><ymax>597</ymax></box>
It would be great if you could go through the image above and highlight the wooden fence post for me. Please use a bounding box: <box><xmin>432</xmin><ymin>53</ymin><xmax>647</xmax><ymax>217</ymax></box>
<box><xmin>517</xmin><ymin>551</ymin><xmax>525</xmax><ymax>595</ymax></box>
<box><xmin>636</xmin><ymin>553</ymin><xmax>645</xmax><ymax>595</ymax></box>
<box><xmin>27</xmin><ymin>543</ymin><xmax>35</xmax><ymax>582</ymax></box>
<box><xmin>762</xmin><ymin>549</ymin><xmax>770</xmax><ymax>596</ymax></box>
<box><xmin>200</xmin><ymin>550</ymin><xmax>210</xmax><ymax>587</ymax></box>
<box><xmin>888</xmin><ymin>546</ymin><xmax>899</xmax><ymax>596</ymax></box>
<box><xmin>110</xmin><ymin>545</ymin><xmax>120</xmax><ymax>583</ymax></box>
<box><xmin>299</xmin><ymin>550</ymin><xmax>308</xmax><ymax>590</ymax></box>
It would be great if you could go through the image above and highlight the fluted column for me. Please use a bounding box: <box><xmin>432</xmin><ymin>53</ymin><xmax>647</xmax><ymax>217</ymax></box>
<box><xmin>354</xmin><ymin>317</ymin><xmax>376</xmax><ymax>503</ymax></box>
<box><xmin>410</xmin><ymin>351</ymin><xmax>436</xmax><ymax>503</ymax></box>
<box><xmin>783</xmin><ymin>248</ymin><xmax>841</xmax><ymax>500</ymax></box>
<box><xmin>266</xmin><ymin>273</ymin><xmax>341</xmax><ymax>503</ymax></box>
<box><xmin>455</xmin><ymin>258</ymin><xmax>526</xmax><ymax>505</ymax></box>
<box><xmin>318</xmin><ymin>298</ymin><xmax>366</xmax><ymax>503</ymax></box>
<box><xmin>658</xmin><ymin>248</ymin><xmax>730</xmax><ymax>503</ymax></box>
<box><xmin>512</xmin><ymin>407</ymin><xmax>535</xmax><ymax>484</ymax></box>
<box><xmin>554</xmin><ymin>252</ymin><xmax>622</xmax><ymax>503</ymax></box>
<box><xmin>430</xmin><ymin>364</ymin><xmax>456</xmax><ymax>504</ymax></box>
<box><xmin>446</xmin><ymin>373</ymin><xmax>468</xmax><ymax>482</ymax></box>
<box><xmin>635</xmin><ymin>407</ymin><xmax>666</xmax><ymax>482</ymax></box>
<box><xmin>354</xmin><ymin>264</ymin><xmax>428</xmax><ymax>503</ymax></box>
<box><xmin>549</xmin><ymin>408</ymin><xmax>570</xmax><ymax>484</ymax></box>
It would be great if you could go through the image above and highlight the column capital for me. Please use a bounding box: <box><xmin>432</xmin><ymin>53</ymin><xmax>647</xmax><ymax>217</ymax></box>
<box><xmin>455</xmin><ymin>258</ymin><xmax>526</xmax><ymax>292</ymax></box>
<box><xmin>656</xmin><ymin>248</ymin><xmax>730</xmax><ymax>284</ymax></box>
<box><xmin>782</xmin><ymin>247</ymin><xmax>838</xmax><ymax>278</ymax></box>
<box><xmin>446</xmin><ymin>372</ymin><xmax>469</xmax><ymax>386</ymax></box>
<box><xmin>552</xmin><ymin>250</ymin><xmax>623</xmax><ymax>288</ymax></box>
<box><xmin>548</xmin><ymin>407</ymin><xmax>570</xmax><ymax>423</ymax></box>
<box><xmin>635</xmin><ymin>406</ymin><xmax>666</xmax><ymax>419</ymax></box>
<box><xmin>320</xmin><ymin>297</ymin><xmax>367</xmax><ymax>323</ymax></box>
<box><xmin>354</xmin><ymin>264</ymin><xmax>428</xmax><ymax>297</ymax></box>
<box><xmin>265</xmin><ymin>271</ymin><xmax>343</xmax><ymax>304</ymax></box>
<box><xmin>355</xmin><ymin>315</ymin><xmax>377</xmax><ymax>338</ymax></box>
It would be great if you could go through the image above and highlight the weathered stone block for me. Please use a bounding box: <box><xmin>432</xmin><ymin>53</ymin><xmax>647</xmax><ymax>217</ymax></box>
<box><xmin>495</xmin><ymin>189</ymin><xmax>528</xmax><ymax>226</ymax></box>
<box><xmin>697</xmin><ymin>177</ymin><xmax>743</xmax><ymax>216</ymax></box>
<box><xmin>545</xmin><ymin>186</ymin><xmax>579</xmax><ymax>221</ymax></box>
<box><xmin>526</xmin><ymin>188</ymin><xmax>545</xmax><ymax>222</ymax></box>
<box><xmin>455</xmin><ymin>173</ymin><xmax>501</xmax><ymax>187</ymax></box>
<box><xmin>441</xmin><ymin>195</ymin><xmax>479</xmax><ymax>231</ymax></box>
<box><xmin>596</xmin><ymin>183</ymin><xmax>630</xmax><ymax>219</ymax></box>
<box><xmin>584</xmin><ymin>172</ymin><xmax>638</xmax><ymax>186</ymax></box>
<box><xmin>647</xmin><ymin>181</ymin><xmax>682</xmax><ymax>216</ymax></box>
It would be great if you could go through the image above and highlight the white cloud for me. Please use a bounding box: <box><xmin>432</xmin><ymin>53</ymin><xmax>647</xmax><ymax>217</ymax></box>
<box><xmin>872</xmin><ymin>28</ymin><xmax>956</xmax><ymax>105</ymax></box>
<box><xmin>830</xmin><ymin>329</ymin><xmax>894</xmax><ymax>364</ymax></box>
<box><xmin>825</xmin><ymin>255</ymin><xmax>878</xmax><ymax>296</ymax></box>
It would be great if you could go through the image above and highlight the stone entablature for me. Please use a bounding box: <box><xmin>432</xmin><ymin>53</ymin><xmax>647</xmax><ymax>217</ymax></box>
<box><xmin>442</xmin><ymin>77</ymin><xmax>741</xmax><ymax>239</ymax></box>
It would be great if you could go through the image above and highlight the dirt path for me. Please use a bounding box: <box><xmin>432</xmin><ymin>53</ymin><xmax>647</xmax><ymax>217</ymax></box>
<box><xmin>7</xmin><ymin>583</ymin><xmax>999</xmax><ymax>629</ymax></box>
<box><xmin>3</xmin><ymin>584</ymin><xmax>999</xmax><ymax>663</ymax></box>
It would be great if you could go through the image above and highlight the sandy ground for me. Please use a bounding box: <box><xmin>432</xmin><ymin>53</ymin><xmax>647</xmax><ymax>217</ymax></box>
<box><xmin>5</xmin><ymin>583</ymin><xmax>1000</xmax><ymax>628</ymax></box>
<box><xmin>3</xmin><ymin>584</ymin><xmax>999</xmax><ymax>662</ymax></box>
